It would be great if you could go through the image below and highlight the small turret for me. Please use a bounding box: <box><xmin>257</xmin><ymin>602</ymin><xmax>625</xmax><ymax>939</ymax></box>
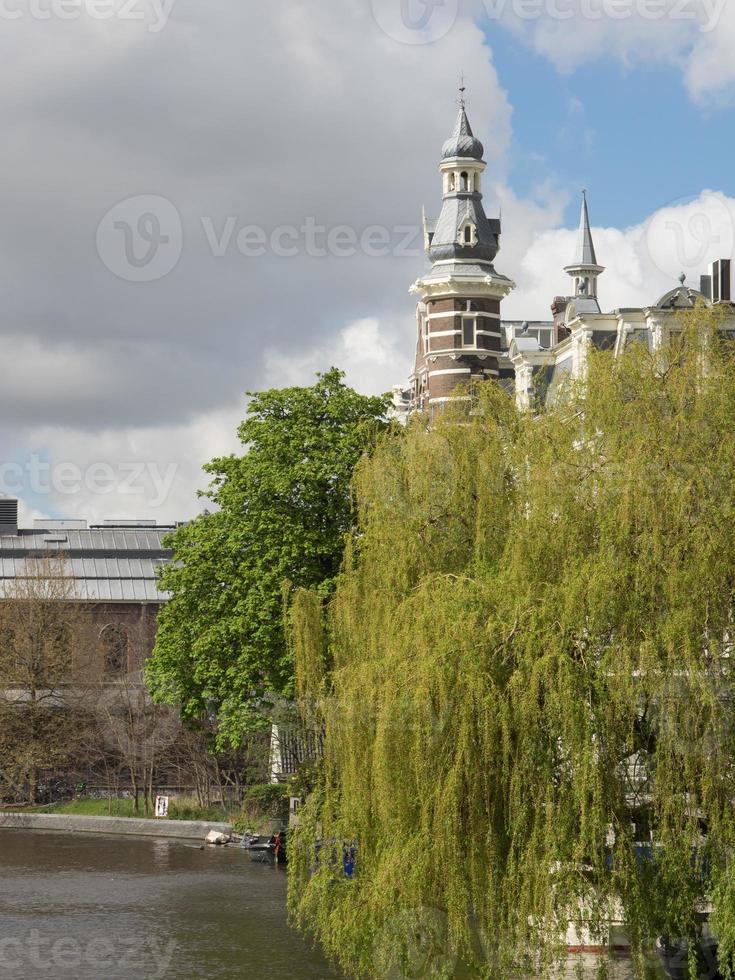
<box><xmin>564</xmin><ymin>190</ymin><xmax>604</xmax><ymax>301</ymax></box>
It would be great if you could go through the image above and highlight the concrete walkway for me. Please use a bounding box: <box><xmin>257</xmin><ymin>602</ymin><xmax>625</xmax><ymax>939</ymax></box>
<box><xmin>0</xmin><ymin>811</ymin><xmax>233</xmax><ymax>841</ymax></box>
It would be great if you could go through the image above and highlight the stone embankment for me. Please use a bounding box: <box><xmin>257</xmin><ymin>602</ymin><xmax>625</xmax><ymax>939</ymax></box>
<box><xmin>0</xmin><ymin>811</ymin><xmax>232</xmax><ymax>841</ymax></box>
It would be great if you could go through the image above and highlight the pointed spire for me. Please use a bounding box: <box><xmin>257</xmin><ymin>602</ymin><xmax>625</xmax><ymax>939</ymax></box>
<box><xmin>564</xmin><ymin>190</ymin><xmax>604</xmax><ymax>303</ymax></box>
<box><xmin>442</xmin><ymin>105</ymin><xmax>484</xmax><ymax>161</ymax></box>
<box><xmin>574</xmin><ymin>189</ymin><xmax>597</xmax><ymax>266</ymax></box>
<box><xmin>442</xmin><ymin>81</ymin><xmax>484</xmax><ymax>161</ymax></box>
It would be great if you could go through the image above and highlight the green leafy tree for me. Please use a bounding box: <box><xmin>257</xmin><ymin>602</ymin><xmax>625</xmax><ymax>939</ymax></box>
<box><xmin>290</xmin><ymin>312</ymin><xmax>735</xmax><ymax>978</ymax></box>
<box><xmin>146</xmin><ymin>368</ymin><xmax>389</xmax><ymax>748</ymax></box>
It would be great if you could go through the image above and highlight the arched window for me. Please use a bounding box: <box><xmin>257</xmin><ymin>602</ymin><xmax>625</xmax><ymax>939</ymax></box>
<box><xmin>448</xmin><ymin>173</ymin><xmax>456</xmax><ymax>192</ymax></box>
<box><xmin>460</xmin><ymin>171</ymin><xmax>469</xmax><ymax>192</ymax></box>
<box><xmin>464</xmin><ymin>225</ymin><xmax>472</xmax><ymax>244</ymax></box>
<box><xmin>101</xmin><ymin>625</ymin><xmax>129</xmax><ymax>677</ymax></box>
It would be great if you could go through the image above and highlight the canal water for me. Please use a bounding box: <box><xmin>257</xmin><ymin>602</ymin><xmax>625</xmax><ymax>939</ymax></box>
<box><xmin>0</xmin><ymin>829</ymin><xmax>339</xmax><ymax>979</ymax></box>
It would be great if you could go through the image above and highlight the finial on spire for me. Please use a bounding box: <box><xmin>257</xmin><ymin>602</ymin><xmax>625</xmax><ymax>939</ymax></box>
<box><xmin>679</xmin><ymin>272</ymin><xmax>687</xmax><ymax>285</ymax></box>
<box><xmin>459</xmin><ymin>72</ymin><xmax>466</xmax><ymax>108</ymax></box>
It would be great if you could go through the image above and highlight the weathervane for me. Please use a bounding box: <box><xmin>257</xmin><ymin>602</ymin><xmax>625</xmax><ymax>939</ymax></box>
<box><xmin>459</xmin><ymin>72</ymin><xmax>466</xmax><ymax>108</ymax></box>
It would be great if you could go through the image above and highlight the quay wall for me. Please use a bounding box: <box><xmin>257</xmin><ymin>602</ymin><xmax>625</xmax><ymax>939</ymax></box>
<box><xmin>0</xmin><ymin>812</ymin><xmax>232</xmax><ymax>841</ymax></box>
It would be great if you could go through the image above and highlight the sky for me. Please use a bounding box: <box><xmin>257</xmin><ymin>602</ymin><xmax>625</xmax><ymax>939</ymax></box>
<box><xmin>2</xmin><ymin>0</ymin><xmax>735</xmax><ymax>524</ymax></box>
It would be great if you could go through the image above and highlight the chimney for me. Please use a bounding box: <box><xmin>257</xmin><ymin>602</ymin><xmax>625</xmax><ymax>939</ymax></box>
<box><xmin>0</xmin><ymin>497</ymin><xmax>18</xmax><ymax>535</ymax></box>
<box><xmin>711</xmin><ymin>259</ymin><xmax>731</xmax><ymax>304</ymax></box>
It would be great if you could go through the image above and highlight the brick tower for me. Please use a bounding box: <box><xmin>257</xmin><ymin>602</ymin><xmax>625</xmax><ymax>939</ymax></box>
<box><xmin>410</xmin><ymin>93</ymin><xmax>514</xmax><ymax>414</ymax></box>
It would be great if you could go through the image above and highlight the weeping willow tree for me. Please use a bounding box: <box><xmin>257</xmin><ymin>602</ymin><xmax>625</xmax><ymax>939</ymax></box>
<box><xmin>289</xmin><ymin>309</ymin><xmax>735</xmax><ymax>979</ymax></box>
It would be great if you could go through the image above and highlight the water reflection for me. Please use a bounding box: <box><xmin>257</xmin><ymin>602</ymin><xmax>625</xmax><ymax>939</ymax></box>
<box><xmin>0</xmin><ymin>830</ymin><xmax>339</xmax><ymax>979</ymax></box>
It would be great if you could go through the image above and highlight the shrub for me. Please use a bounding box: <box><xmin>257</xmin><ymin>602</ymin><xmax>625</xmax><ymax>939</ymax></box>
<box><xmin>235</xmin><ymin>783</ymin><xmax>290</xmax><ymax>830</ymax></box>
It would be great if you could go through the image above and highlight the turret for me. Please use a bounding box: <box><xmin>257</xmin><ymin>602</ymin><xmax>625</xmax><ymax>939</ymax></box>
<box><xmin>410</xmin><ymin>87</ymin><xmax>514</xmax><ymax>416</ymax></box>
<box><xmin>564</xmin><ymin>190</ymin><xmax>604</xmax><ymax>301</ymax></box>
<box><xmin>428</xmin><ymin>104</ymin><xmax>500</xmax><ymax>265</ymax></box>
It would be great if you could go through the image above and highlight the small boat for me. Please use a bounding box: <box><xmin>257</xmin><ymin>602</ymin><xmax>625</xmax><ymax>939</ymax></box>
<box><xmin>241</xmin><ymin>832</ymin><xmax>287</xmax><ymax>865</ymax></box>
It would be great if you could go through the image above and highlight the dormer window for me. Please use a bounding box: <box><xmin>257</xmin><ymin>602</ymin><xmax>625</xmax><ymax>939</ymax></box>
<box><xmin>460</xmin><ymin>222</ymin><xmax>476</xmax><ymax>247</ymax></box>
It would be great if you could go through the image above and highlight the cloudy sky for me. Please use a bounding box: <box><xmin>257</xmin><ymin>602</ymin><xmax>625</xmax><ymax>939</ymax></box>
<box><xmin>2</xmin><ymin>0</ymin><xmax>735</xmax><ymax>524</ymax></box>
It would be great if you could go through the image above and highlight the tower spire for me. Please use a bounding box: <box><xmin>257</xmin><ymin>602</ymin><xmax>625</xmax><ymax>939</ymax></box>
<box><xmin>575</xmin><ymin>189</ymin><xmax>597</xmax><ymax>266</ymax></box>
<box><xmin>564</xmin><ymin>189</ymin><xmax>604</xmax><ymax>303</ymax></box>
<box><xmin>409</xmin><ymin>100</ymin><xmax>514</xmax><ymax>416</ymax></box>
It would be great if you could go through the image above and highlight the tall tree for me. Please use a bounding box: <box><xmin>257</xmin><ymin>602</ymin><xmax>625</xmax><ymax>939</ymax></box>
<box><xmin>290</xmin><ymin>313</ymin><xmax>735</xmax><ymax>979</ymax></box>
<box><xmin>0</xmin><ymin>556</ymin><xmax>94</xmax><ymax>804</ymax></box>
<box><xmin>146</xmin><ymin>368</ymin><xmax>390</xmax><ymax>747</ymax></box>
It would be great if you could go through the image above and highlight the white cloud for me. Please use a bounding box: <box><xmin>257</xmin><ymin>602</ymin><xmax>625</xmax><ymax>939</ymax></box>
<box><xmin>264</xmin><ymin>316</ymin><xmax>414</xmax><ymax>396</ymax></box>
<box><xmin>3</xmin><ymin>407</ymin><xmax>243</xmax><ymax>525</ymax></box>
<box><xmin>685</xmin><ymin>1</ymin><xmax>735</xmax><ymax>100</ymax></box>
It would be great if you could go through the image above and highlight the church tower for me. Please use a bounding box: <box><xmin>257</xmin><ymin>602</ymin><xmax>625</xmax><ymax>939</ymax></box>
<box><xmin>410</xmin><ymin>91</ymin><xmax>514</xmax><ymax>414</ymax></box>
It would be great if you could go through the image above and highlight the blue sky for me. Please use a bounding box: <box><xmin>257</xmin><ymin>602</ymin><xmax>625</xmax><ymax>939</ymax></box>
<box><xmin>487</xmin><ymin>27</ymin><xmax>735</xmax><ymax>230</ymax></box>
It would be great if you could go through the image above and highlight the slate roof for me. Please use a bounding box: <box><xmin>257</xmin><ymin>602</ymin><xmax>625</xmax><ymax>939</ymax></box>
<box><xmin>654</xmin><ymin>283</ymin><xmax>708</xmax><ymax>309</ymax></box>
<box><xmin>0</xmin><ymin>527</ymin><xmax>174</xmax><ymax>602</ymax></box>
<box><xmin>428</xmin><ymin>196</ymin><xmax>500</xmax><ymax>263</ymax></box>
<box><xmin>567</xmin><ymin>296</ymin><xmax>602</xmax><ymax>317</ymax></box>
<box><xmin>419</xmin><ymin>261</ymin><xmax>513</xmax><ymax>288</ymax></box>
<box><xmin>442</xmin><ymin>106</ymin><xmax>484</xmax><ymax>161</ymax></box>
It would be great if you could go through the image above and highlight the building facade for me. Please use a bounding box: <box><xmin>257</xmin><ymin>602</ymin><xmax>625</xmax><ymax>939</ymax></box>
<box><xmin>0</xmin><ymin>497</ymin><xmax>173</xmax><ymax>681</ymax></box>
<box><xmin>398</xmin><ymin>100</ymin><xmax>735</xmax><ymax>419</ymax></box>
